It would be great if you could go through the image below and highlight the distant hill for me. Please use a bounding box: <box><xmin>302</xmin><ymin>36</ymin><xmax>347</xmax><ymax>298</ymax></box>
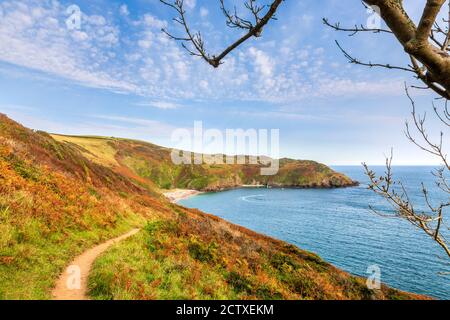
<box><xmin>0</xmin><ymin>114</ymin><xmax>424</xmax><ymax>300</ymax></box>
<box><xmin>50</xmin><ymin>133</ymin><xmax>357</xmax><ymax>192</ymax></box>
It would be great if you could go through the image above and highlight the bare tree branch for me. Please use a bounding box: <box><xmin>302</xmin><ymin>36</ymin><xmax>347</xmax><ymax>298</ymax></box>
<box><xmin>158</xmin><ymin>0</ymin><xmax>450</xmax><ymax>259</ymax></box>
<box><xmin>363</xmin><ymin>148</ymin><xmax>450</xmax><ymax>258</ymax></box>
<box><xmin>325</xmin><ymin>0</ymin><xmax>450</xmax><ymax>100</ymax></box>
<box><xmin>365</xmin><ymin>85</ymin><xmax>450</xmax><ymax>259</ymax></box>
<box><xmin>322</xmin><ymin>18</ymin><xmax>392</xmax><ymax>36</ymax></box>
<box><xmin>335</xmin><ymin>40</ymin><xmax>416</xmax><ymax>73</ymax></box>
<box><xmin>404</xmin><ymin>85</ymin><xmax>449</xmax><ymax>170</ymax></box>
<box><xmin>160</xmin><ymin>0</ymin><xmax>284</xmax><ymax>68</ymax></box>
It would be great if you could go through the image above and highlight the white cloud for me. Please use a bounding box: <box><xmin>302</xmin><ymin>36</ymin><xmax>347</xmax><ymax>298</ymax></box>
<box><xmin>142</xmin><ymin>14</ymin><xmax>167</xmax><ymax>29</ymax></box>
<box><xmin>0</xmin><ymin>103</ymin><xmax>36</xmax><ymax>112</ymax></box>
<box><xmin>200</xmin><ymin>7</ymin><xmax>209</xmax><ymax>18</ymax></box>
<box><xmin>0</xmin><ymin>1</ymin><xmax>131</xmax><ymax>92</ymax></box>
<box><xmin>88</xmin><ymin>15</ymin><xmax>106</xmax><ymax>26</ymax></box>
<box><xmin>0</xmin><ymin>0</ymin><xmax>411</xmax><ymax>105</ymax></box>
<box><xmin>317</xmin><ymin>78</ymin><xmax>404</xmax><ymax>96</ymax></box>
<box><xmin>71</xmin><ymin>30</ymin><xmax>88</xmax><ymax>42</ymax></box>
<box><xmin>125</xmin><ymin>53</ymin><xmax>141</xmax><ymax>62</ymax></box>
<box><xmin>4</xmin><ymin>111</ymin><xmax>176</xmax><ymax>142</ymax></box>
<box><xmin>248</xmin><ymin>47</ymin><xmax>274</xmax><ymax>77</ymax></box>
<box><xmin>184</xmin><ymin>0</ymin><xmax>196</xmax><ymax>10</ymax></box>
<box><xmin>137</xmin><ymin>101</ymin><xmax>181</xmax><ymax>109</ymax></box>
<box><xmin>138</xmin><ymin>31</ymin><xmax>153</xmax><ymax>48</ymax></box>
<box><xmin>90</xmin><ymin>115</ymin><xmax>176</xmax><ymax>139</ymax></box>
<box><xmin>314</xmin><ymin>47</ymin><xmax>324</xmax><ymax>55</ymax></box>
<box><xmin>199</xmin><ymin>80</ymin><xmax>209</xmax><ymax>90</ymax></box>
<box><xmin>119</xmin><ymin>4</ymin><xmax>129</xmax><ymax>16</ymax></box>
<box><xmin>300</xmin><ymin>14</ymin><xmax>314</xmax><ymax>27</ymax></box>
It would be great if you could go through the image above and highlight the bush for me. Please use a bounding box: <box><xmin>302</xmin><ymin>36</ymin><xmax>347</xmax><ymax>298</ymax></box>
<box><xmin>144</xmin><ymin>220</ymin><xmax>178</xmax><ymax>236</ymax></box>
<box><xmin>225</xmin><ymin>271</ymin><xmax>253</xmax><ymax>294</ymax></box>
<box><xmin>11</xmin><ymin>158</ymin><xmax>40</xmax><ymax>181</ymax></box>
<box><xmin>189</xmin><ymin>177</ymin><xmax>209</xmax><ymax>190</ymax></box>
<box><xmin>88</xmin><ymin>272</ymin><xmax>114</xmax><ymax>300</ymax></box>
<box><xmin>255</xmin><ymin>285</ymin><xmax>283</xmax><ymax>300</ymax></box>
<box><xmin>144</xmin><ymin>220</ymin><xmax>180</xmax><ymax>253</ymax></box>
<box><xmin>188</xmin><ymin>237</ymin><xmax>218</xmax><ymax>263</ymax></box>
<box><xmin>269</xmin><ymin>252</ymin><xmax>299</xmax><ymax>271</ymax></box>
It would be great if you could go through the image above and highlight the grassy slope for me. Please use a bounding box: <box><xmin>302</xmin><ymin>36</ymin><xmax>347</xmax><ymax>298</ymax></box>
<box><xmin>51</xmin><ymin>134</ymin><xmax>357</xmax><ymax>191</ymax></box>
<box><xmin>0</xmin><ymin>116</ymin><xmax>161</xmax><ymax>298</ymax></box>
<box><xmin>0</xmin><ymin>115</ymin><xmax>425</xmax><ymax>300</ymax></box>
<box><xmin>89</xmin><ymin>216</ymin><xmax>420</xmax><ymax>300</ymax></box>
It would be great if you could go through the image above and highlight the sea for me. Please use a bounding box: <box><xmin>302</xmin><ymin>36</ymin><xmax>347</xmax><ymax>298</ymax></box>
<box><xmin>179</xmin><ymin>166</ymin><xmax>450</xmax><ymax>299</ymax></box>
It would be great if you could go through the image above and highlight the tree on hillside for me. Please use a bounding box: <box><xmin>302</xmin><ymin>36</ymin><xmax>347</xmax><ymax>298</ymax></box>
<box><xmin>160</xmin><ymin>0</ymin><xmax>450</xmax><ymax>258</ymax></box>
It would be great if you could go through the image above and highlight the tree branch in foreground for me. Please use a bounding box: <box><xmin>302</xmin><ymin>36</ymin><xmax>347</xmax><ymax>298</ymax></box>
<box><xmin>160</xmin><ymin>0</ymin><xmax>284</xmax><ymax>68</ymax></box>
<box><xmin>364</xmin><ymin>85</ymin><xmax>450</xmax><ymax>259</ymax></box>
<box><xmin>325</xmin><ymin>0</ymin><xmax>450</xmax><ymax>100</ymax></box>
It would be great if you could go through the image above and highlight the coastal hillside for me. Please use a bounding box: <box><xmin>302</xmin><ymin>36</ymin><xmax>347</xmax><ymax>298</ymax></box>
<box><xmin>51</xmin><ymin>134</ymin><xmax>356</xmax><ymax>191</ymax></box>
<box><xmin>0</xmin><ymin>114</ymin><xmax>424</xmax><ymax>300</ymax></box>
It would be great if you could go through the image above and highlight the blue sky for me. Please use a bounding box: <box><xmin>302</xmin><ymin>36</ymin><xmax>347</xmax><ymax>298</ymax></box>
<box><xmin>0</xmin><ymin>0</ymin><xmax>447</xmax><ymax>165</ymax></box>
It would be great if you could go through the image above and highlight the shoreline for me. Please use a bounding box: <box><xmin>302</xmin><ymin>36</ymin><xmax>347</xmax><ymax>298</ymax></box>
<box><xmin>163</xmin><ymin>189</ymin><xmax>204</xmax><ymax>203</ymax></box>
<box><xmin>163</xmin><ymin>182</ymin><xmax>360</xmax><ymax>203</ymax></box>
<box><xmin>204</xmin><ymin>182</ymin><xmax>359</xmax><ymax>193</ymax></box>
<box><xmin>164</xmin><ymin>186</ymin><xmax>435</xmax><ymax>300</ymax></box>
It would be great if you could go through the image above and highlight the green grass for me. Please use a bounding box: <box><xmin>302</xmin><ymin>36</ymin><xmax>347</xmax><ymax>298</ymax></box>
<box><xmin>89</xmin><ymin>224</ymin><xmax>235</xmax><ymax>300</ymax></box>
<box><xmin>0</xmin><ymin>206</ymin><xmax>146</xmax><ymax>300</ymax></box>
<box><xmin>51</xmin><ymin>134</ymin><xmax>119</xmax><ymax>167</ymax></box>
<box><xmin>51</xmin><ymin>134</ymin><xmax>356</xmax><ymax>191</ymax></box>
<box><xmin>87</xmin><ymin>220</ymin><xmax>321</xmax><ymax>300</ymax></box>
<box><xmin>0</xmin><ymin>115</ymin><xmax>424</xmax><ymax>301</ymax></box>
<box><xmin>88</xmin><ymin>214</ymin><xmax>423</xmax><ymax>300</ymax></box>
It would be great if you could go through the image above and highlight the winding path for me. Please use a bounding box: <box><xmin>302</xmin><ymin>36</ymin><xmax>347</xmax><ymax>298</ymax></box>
<box><xmin>52</xmin><ymin>228</ymin><xmax>140</xmax><ymax>300</ymax></box>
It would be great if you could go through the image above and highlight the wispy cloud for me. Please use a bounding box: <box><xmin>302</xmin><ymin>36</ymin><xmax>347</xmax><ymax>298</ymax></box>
<box><xmin>0</xmin><ymin>1</ymin><xmax>136</xmax><ymax>93</ymax></box>
<box><xmin>135</xmin><ymin>101</ymin><xmax>182</xmax><ymax>109</ymax></box>
<box><xmin>91</xmin><ymin>114</ymin><xmax>176</xmax><ymax>136</ymax></box>
<box><xmin>0</xmin><ymin>103</ymin><xmax>36</xmax><ymax>112</ymax></box>
<box><xmin>0</xmin><ymin>0</ymin><xmax>412</xmax><ymax>105</ymax></box>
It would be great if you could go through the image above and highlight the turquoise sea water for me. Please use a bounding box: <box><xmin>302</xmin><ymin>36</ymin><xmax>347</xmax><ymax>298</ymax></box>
<box><xmin>179</xmin><ymin>166</ymin><xmax>450</xmax><ymax>299</ymax></box>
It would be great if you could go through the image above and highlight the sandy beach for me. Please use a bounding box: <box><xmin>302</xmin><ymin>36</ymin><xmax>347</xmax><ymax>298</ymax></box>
<box><xmin>163</xmin><ymin>189</ymin><xmax>203</xmax><ymax>203</ymax></box>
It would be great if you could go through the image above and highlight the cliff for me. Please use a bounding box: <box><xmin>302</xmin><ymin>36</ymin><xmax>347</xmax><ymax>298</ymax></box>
<box><xmin>0</xmin><ymin>114</ymin><xmax>424</xmax><ymax>300</ymax></box>
<box><xmin>50</xmin><ymin>133</ymin><xmax>357</xmax><ymax>192</ymax></box>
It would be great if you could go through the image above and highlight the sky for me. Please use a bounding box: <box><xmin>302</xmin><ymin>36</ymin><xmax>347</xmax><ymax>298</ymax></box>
<box><xmin>0</xmin><ymin>0</ymin><xmax>448</xmax><ymax>165</ymax></box>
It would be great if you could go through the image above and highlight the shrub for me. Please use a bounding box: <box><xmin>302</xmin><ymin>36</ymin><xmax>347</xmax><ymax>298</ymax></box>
<box><xmin>189</xmin><ymin>177</ymin><xmax>209</xmax><ymax>190</ymax></box>
<box><xmin>11</xmin><ymin>158</ymin><xmax>40</xmax><ymax>181</ymax></box>
<box><xmin>88</xmin><ymin>187</ymin><xmax>101</xmax><ymax>200</ymax></box>
<box><xmin>145</xmin><ymin>220</ymin><xmax>179</xmax><ymax>236</ymax></box>
<box><xmin>144</xmin><ymin>220</ymin><xmax>180</xmax><ymax>253</ymax></box>
<box><xmin>269</xmin><ymin>252</ymin><xmax>299</xmax><ymax>271</ymax></box>
<box><xmin>255</xmin><ymin>285</ymin><xmax>283</xmax><ymax>300</ymax></box>
<box><xmin>88</xmin><ymin>272</ymin><xmax>114</xmax><ymax>300</ymax></box>
<box><xmin>225</xmin><ymin>271</ymin><xmax>253</xmax><ymax>294</ymax></box>
<box><xmin>188</xmin><ymin>237</ymin><xmax>218</xmax><ymax>263</ymax></box>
